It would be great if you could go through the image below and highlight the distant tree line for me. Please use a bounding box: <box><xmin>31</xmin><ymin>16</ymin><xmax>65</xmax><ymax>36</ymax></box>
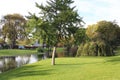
<box><xmin>77</xmin><ymin>20</ymin><xmax>120</xmax><ymax>56</ymax></box>
<box><xmin>0</xmin><ymin>0</ymin><xmax>120</xmax><ymax>59</ymax></box>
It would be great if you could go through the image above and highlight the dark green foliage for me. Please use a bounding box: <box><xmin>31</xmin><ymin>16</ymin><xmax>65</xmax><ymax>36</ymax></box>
<box><xmin>2</xmin><ymin>44</ymin><xmax>10</xmax><ymax>49</ymax></box>
<box><xmin>28</xmin><ymin>0</ymin><xmax>84</xmax><ymax>65</ymax></box>
<box><xmin>77</xmin><ymin>41</ymin><xmax>115</xmax><ymax>56</ymax></box>
<box><xmin>33</xmin><ymin>0</ymin><xmax>84</xmax><ymax>46</ymax></box>
<box><xmin>76</xmin><ymin>41</ymin><xmax>114</xmax><ymax>56</ymax></box>
<box><xmin>37</xmin><ymin>47</ymin><xmax>45</xmax><ymax>53</ymax></box>
<box><xmin>77</xmin><ymin>20</ymin><xmax>120</xmax><ymax>57</ymax></box>
<box><xmin>74</xmin><ymin>28</ymin><xmax>89</xmax><ymax>45</ymax></box>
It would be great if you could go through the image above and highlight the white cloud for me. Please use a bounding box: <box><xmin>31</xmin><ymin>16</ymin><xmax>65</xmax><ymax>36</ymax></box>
<box><xmin>74</xmin><ymin>0</ymin><xmax>120</xmax><ymax>26</ymax></box>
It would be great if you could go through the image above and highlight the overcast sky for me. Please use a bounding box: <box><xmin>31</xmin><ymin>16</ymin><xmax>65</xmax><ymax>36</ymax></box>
<box><xmin>0</xmin><ymin>0</ymin><xmax>120</xmax><ymax>27</ymax></box>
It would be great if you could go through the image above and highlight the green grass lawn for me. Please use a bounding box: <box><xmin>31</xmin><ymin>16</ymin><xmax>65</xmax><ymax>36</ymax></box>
<box><xmin>0</xmin><ymin>49</ymin><xmax>37</xmax><ymax>56</ymax></box>
<box><xmin>0</xmin><ymin>56</ymin><xmax>120</xmax><ymax>80</ymax></box>
<box><xmin>0</xmin><ymin>47</ymin><xmax>64</xmax><ymax>56</ymax></box>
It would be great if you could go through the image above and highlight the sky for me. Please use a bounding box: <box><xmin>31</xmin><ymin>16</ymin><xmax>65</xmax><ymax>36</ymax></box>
<box><xmin>0</xmin><ymin>0</ymin><xmax>120</xmax><ymax>27</ymax></box>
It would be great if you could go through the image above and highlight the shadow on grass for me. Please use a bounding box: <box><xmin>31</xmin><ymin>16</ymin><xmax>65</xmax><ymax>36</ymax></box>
<box><xmin>0</xmin><ymin>65</ymin><xmax>54</xmax><ymax>80</ymax></box>
<box><xmin>56</xmin><ymin>61</ymin><xmax>103</xmax><ymax>66</ymax></box>
<box><xmin>105</xmin><ymin>56</ymin><xmax>120</xmax><ymax>64</ymax></box>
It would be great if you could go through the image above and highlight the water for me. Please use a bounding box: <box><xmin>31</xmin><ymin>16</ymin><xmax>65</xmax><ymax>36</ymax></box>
<box><xmin>0</xmin><ymin>54</ymin><xmax>39</xmax><ymax>73</ymax></box>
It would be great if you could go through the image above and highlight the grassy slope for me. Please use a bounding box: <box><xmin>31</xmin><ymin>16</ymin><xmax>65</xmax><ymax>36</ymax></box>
<box><xmin>0</xmin><ymin>56</ymin><xmax>120</xmax><ymax>80</ymax></box>
<box><xmin>0</xmin><ymin>49</ymin><xmax>37</xmax><ymax>56</ymax></box>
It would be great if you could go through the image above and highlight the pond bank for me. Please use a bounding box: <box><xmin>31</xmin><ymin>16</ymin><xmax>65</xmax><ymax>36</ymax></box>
<box><xmin>0</xmin><ymin>49</ymin><xmax>37</xmax><ymax>56</ymax></box>
<box><xmin>0</xmin><ymin>54</ymin><xmax>39</xmax><ymax>73</ymax></box>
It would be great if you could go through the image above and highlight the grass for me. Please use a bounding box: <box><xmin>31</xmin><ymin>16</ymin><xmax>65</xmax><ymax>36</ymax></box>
<box><xmin>0</xmin><ymin>47</ymin><xmax>64</xmax><ymax>56</ymax></box>
<box><xmin>0</xmin><ymin>49</ymin><xmax>37</xmax><ymax>56</ymax></box>
<box><xmin>0</xmin><ymin>56</ymin><xmax>120</xmax><ymax>80</ymax></box>
<box><xmin>0</xmin><ymin>47</ymin><xmax>120</xmax><ymax>80</ymax></box>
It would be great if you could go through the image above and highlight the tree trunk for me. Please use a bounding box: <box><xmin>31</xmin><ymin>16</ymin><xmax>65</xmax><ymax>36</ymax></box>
<box><xmin>51</xmin><ymin>46</ymin><xmax>56</xmax><ymax>65</ymax></box>
<box><xmin>11</xmin><ymin>39</ymin><xmax>16</xmax><ymax>49</ymax></box>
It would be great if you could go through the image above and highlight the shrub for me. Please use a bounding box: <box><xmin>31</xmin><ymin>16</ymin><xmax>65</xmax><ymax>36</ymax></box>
<box><xmin>77</xmin><ymin>41</ymin><xmax>114</xmax><ymax>57</ymax></box>
<box><xmin>37</xmin><ymin>47</ymin><xmax>45</xmax><ymax>53</ymax></box>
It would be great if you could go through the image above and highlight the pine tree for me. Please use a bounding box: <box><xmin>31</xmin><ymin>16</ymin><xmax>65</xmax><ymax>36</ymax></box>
<box><xmin>31</xmin><ymin>0</ymin><xmax>84</xmax><ymax>65</ymax></box>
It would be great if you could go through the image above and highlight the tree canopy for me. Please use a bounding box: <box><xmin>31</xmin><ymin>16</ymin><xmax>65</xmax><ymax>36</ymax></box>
<box><xmin>1</xmin><ymin>13</ymin><xmax>26</xmax><ymax>48</ymax></box>
<box><xmin>77</xmin><ymin>20</ymin><xmax>120</xmax><ymax>56</ymax></box>
<box><xmin>28</xmin><ymin>0</ymin><xmax>84</xmax><ymax>65</ymax></box>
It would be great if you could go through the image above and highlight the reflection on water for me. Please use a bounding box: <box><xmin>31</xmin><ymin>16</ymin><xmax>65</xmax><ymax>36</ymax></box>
<box><xmin>29</xmin><ymin>55</ymin><xmax>38</xmax><ymax>63</ymax></box>
<box><xmin>0</xmin><ymin>54</ymin><xmax>38</xmax><ymax>73</ymax></box>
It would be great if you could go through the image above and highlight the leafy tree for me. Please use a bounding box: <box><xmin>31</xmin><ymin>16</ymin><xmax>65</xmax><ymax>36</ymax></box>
<box><xmin>29</xmin><ymin>0</ymin><xmax>84</xmax><ymax>65</ymax></box>
<box><xmin>74</xmin><ymin>28</ymin><xmax>89</xmax><ymax>45</ymax></box>
<box><xmin>96</xmin><ymin>21</ymin><xmax>120</xmax><ymax>56</ymax></box>
<box><xmin>27</xmin><ymin>13</ymin><xmax>58</xmax><ymax>60</ymax></box>
<box><xmin>96</xmin><ymin>21</ymin><xmax>119</xmax><ymax>45</ymax></box>
<box><xmin>1</xmin><ymin>14</ymin><xmax>26</xmax><ymax>48</ymax></box>
<box><xmin>86</xmin><ymin>24</ymin><xmax>98</xmax><ymax>41</ymax></box>
<box><xmin>82</xmin><ymin>20</ymin><xmax>120</xmax><ymax>56</ymax></box>
<box><xmin>115</xmin><ymin>26</ymin><xmax>120</xmax><ymax>46</ymax></box>
<box><xmin>27</xmin><ymin>14</ymin><xmax>56</xmax><ymax>54</ymax></box>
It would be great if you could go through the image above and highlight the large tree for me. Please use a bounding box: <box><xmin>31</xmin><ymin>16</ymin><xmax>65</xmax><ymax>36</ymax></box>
<box><xmin>1</xmin><ymin>14</ymin><xmax>26</xmax><ymax>48</ymax></box>
<box><xmin>27</xmin><ymin>13</ymin><xmax>56</xmax><ymax>49</ymax></box>
<box><xmin>74</xmin><ymin>28</ymin><xmax>89</xmax><ymax>45</ymax></box>
<box><xmin>85</xmin><ymin>20</ymin><xmax>119</xmax><ymax>56</ymax></box>
<box><xmin>29</xmin><ymin>0</ymin><xmax>84</xmax><ymax>65</ymax></box>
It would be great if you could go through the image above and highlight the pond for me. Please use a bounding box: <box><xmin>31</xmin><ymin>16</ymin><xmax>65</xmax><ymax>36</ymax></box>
<box><xmin>0</xmin><ymin>54</ymin><xmax>39</xmax><ymax>73</ymax></box>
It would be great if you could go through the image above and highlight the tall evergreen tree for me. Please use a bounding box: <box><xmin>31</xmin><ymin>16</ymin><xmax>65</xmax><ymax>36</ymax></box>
<box><xmin>29</xmin><ymin>0</ymin><xmax>84</xmax><ymax>65</ymax></box>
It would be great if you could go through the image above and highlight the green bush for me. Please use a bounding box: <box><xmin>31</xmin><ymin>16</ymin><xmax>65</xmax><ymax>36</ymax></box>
<box><xmin>37</xmin><ymin>47</ymin><xmax>45</xmax><ymax>53</ymax></box>
<box><xmin>3</xmin><ymin>44</ymin><xmax>9</xmax><ymax>49</ymax></box>
<box><xmin>77</xmin><ymin>41</ymin><xmax>114</xmax><ymax>57</ymax></box>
